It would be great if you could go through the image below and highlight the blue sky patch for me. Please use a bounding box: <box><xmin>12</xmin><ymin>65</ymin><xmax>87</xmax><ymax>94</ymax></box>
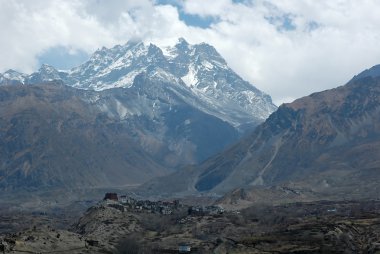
<box><xmin>155</xmin><ymin>0</ymin><xmax>218</xmax><ymax>28</ymax></box>
<box><xmin>306</xmin><ymin>21</ymin><xmax>320</xmax><ymax>32</ymax></box>
<box><xmin>179</xmin><ymin>13</ymin><xmax>218</xmax><ymax>28</ymax></box>
<box><xmin>155</xmin><ymin>0</ymin><xmax>180</xmax><ymax>6</ymax></box>
<box><xmin>232</xmin><ymin>0</ymin><xmax>249</xmax><ymax>3</ymax></box>
<box><xmin>38</xmin><ymin>46</ymin><xmax>89</xmax><ymax>70</ymax></box>
<box><xmin>265</xmin><ymin>13</ymin><xmax>296</xmax><ymax>32</ymax></box>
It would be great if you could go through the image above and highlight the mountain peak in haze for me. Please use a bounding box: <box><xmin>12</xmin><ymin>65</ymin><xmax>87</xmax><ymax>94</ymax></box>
<box><xmin>177</xmin><ymin>37</ymin><xmax>189</xmax><ymax>44</ymax></box>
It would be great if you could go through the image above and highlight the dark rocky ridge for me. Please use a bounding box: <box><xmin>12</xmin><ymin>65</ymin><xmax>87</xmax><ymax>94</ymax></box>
<box><xmin>200</xmin><ymin>75</ymin><xmax>380</xmax><ymax>193</ymax></box>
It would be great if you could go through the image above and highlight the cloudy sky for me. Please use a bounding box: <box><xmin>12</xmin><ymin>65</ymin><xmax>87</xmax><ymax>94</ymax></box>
<box><xmin>2</xmin><ymin>0</ymin><xmax>380</xmax><ymax>104</ymax></box>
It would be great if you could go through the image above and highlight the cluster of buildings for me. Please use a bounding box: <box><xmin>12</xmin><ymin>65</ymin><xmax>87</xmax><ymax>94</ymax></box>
<box><xmin>188</xmin><ymin>205</ymin><xmax>225</xmax><ymax>216</ymax></box>
<box><xmin>102</xmin><ymin>193</ymin><xmax>225</xmax><ymax>217</ymax></box>
<box><xmin>103</xmin><ymin>193</ymin><xmax>180</xmax><ymax>215</ymax></box>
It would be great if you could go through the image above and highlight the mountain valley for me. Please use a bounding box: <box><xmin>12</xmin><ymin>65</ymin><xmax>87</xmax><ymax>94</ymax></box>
<box><xmin>142</xmin><ymin>71</ymin><xmax>380</xmax><ymax>203</ymax></box>
<box><xmin>1</xmin><ymin>39</ymin><xmax>380</xmax><ymax>254</ymax></box>
<box><xmin>0</xmin><ymin>39</ymin><xmax>276</xmax><ymax>195</ymax></box>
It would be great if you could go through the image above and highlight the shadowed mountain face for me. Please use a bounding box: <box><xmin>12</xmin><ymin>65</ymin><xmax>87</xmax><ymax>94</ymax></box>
<box><xmin>142</xmin><ymin>75</ymin><xmax>380</xmax><ymax>198</ymax></box>
<box><xmin>96</xmin><ymin>72</ymin><xmax>240</xmax><ymax>167</ymax></box>
<box><xmin>0</xmin><ymin>83</ymin><xmax>170</xmax><ymax>191</ymax></box>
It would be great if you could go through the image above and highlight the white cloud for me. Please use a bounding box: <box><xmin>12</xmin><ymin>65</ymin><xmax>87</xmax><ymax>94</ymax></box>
<box><xmin>1</xmin><ymin>0</ymin><xmax>380</xmax><ymax>104</ymax></box>
<box><xmin>0</xmin><ymin>1</ymin><xmax>117</xmax><ymax>72</ymax></box>
<box><xmin>180</xmin><ymin>0</ymin><xmax>232</xmax><ymax>18</ymax></box>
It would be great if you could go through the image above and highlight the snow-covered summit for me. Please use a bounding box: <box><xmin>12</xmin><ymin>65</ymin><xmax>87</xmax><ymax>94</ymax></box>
<box><xmin>0</xmin><ymin>69</ymin><xmax>27</xmax><ymax>85</ymax></box>
<box><xmin>67</xmin><ymin>41</ymin><xmax>171</xmax><ymax>90</ymax></box>
<box><xmin>3</xmin><ymin>69</ymin><xmax>27</xmax><ymax>81</ymax></box>
<box><xmin>27</xmin><ymin>64</ymin><xmax>64</xmax><ymax>84</ymax></box>
<box><xmin>0</xmin><ymin>38</ymin><xmax>277</xmax><ymax>128</ymax></box>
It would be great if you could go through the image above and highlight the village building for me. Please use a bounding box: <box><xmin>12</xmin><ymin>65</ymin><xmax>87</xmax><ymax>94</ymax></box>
<box><xmin>178</xmin><ymin>243</ymin><xmax>191</xmax><ymax>253</ymax></box>
<box><xmin>101</xmin><ymin>193</ymin><xmax>182</xmax><ymax>215</ymax></box>
<box><xmin>103</xmin><ymin>193</ymin><xmax>119</xmax><ymax>205</ymax></box>
<box><xmin>206</xmin><ymin>205</ymin><xmax>225</xmax><ymax>215</ymax></box>
<box><xmin>160</xmin><ymin>206</ymin><xmax>173</xmax><ymax>215</ymax></box>
<box><xmin>103</xmin><ymin>193</ymin><xmax>118</xmax><ymax>201</ymax></box>
<box><xmin>188</xmin><ymin>205</ymin><xmax>225</xmax><ymax>216</ymax></box>
<box><xmin>120</xmin><ymin>195</ymin><xmax>135</xmax><ymax>205</ymax></box>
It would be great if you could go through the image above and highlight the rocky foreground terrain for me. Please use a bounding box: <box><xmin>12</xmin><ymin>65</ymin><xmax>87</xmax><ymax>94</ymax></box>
<box><xmin>1</xmin><ymin>198</ymin><xmax>380</xmax><ymax>253</ymax></box>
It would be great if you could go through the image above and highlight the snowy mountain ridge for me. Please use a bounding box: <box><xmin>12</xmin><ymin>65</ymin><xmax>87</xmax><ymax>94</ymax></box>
<box><xmin>0</xmin><ymin>38</ymin><xmax>277</xmax><ymax>129</ymax></box>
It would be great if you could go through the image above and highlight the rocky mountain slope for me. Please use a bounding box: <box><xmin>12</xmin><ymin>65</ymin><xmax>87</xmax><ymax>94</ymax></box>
<box><xmin>142</xmin><ymin>70</ymin><xmax>380</xmax><ymax>199</ymax></box>
<box><xmin>0</xmin><ymin>79</ymin><xmax>245</xmax><ymax>192</ymax></box>
<box><xmin>0</xmin><ymin>82</ymin><xmax>171</xmax><ymax>191</ymax></box>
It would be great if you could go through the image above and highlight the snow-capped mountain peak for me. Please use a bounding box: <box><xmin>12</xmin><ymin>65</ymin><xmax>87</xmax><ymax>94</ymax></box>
<box><xmin>0</xmin><ymin>69</ymin><xmax>27</xmax><ymax>85</ymax></box>
<box><xmin>39</xmin><ymin>64</ymin><xmax>61</xmax><ymax>79</ymax></box>
<box><xmin>3</xmin><ymin>69</ymin><xmax>27</xmax><ymax>82</ymax></box>
<box><xmin>66</xmin><ymin>41</ymin><xmax>173</xmax><ymax>90</ymax></box>
<box><xmin>0</xmin><ymin>39</ymin><xmax>277</xmax><ymax>129</ymax></box>
<box><xmin>26</xmin><ymin>64</ymin><xmax>63</xmax><ymax>84</ymax></box>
